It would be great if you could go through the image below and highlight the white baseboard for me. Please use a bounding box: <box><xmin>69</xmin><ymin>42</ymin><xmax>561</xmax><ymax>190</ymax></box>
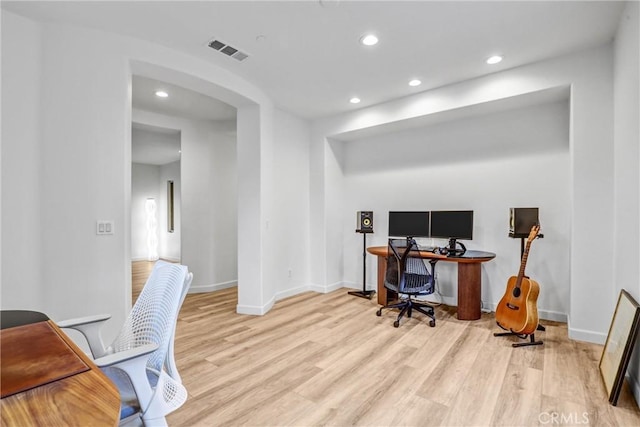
<box><xmin>478</xmin><ymin>301</ymin><xmax>568</xmax><ymax>323</ymax></box>
<box><xmin>380</xmin><ymin>294</ymin><xmax>569</xmax><ymax>324</ymax></box>
<box><xmin>131</xmin><ymin>256</ymin><xmax>181</xmax><ymax>263</ymax></box>
<box><xmin>189</xmin><ymin>280</ymin><xmax>236</xmax><ymax>294</ymax></box>
<box><xmin>236</xmin><ymin>282</ymin><xmax>344</xmax><ymax>315</ymax></box>
<box><xmin>567</xmin><ymin>316</ymin><xmax>607</xmax><ymax>344</ymax></box>
<box><xmin>214</xmin><ymin>280</ymin><xmax>614</xmax><ymax>350</ymax></box>
<box><xmin>341</xmin><ymin>281</ymin><xmax>377</xmax><ymax>293</ymax></box>
<box><xmin>275</xmin><ymin>285</ymin><xmax>312</xmax><ymax>301</ymax></box>
<box><xmin>538</xmin><ymin>309</ymin><xmax>568</xmax><ymax>323</ymax></box>
<box><xmin>236</xmin><ymin>284</ymin><xmax>313</xmax><ymax>315</ymax></box>
<box><xmin>237</xmin><ymin>295</ymin><xmax>275</xmax><ymax>316</ymax></box>
<box><xmin>309</xmin><ymin>281</ymin><xmax>345</xmax><ymax>294</ymax></box>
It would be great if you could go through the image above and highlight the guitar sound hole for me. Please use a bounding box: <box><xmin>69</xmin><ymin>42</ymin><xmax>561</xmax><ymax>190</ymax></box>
<box><xmin>512</xmin><ymin>288</ymin><xmax>521</xmax><ymax>298</ymax></box>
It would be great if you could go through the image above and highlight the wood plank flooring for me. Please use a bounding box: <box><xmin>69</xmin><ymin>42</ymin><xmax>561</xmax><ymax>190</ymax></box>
<box><xmin>132</xmin><ymin>261</ymin><xmax>640</xmax><ymax>426</ymax></box>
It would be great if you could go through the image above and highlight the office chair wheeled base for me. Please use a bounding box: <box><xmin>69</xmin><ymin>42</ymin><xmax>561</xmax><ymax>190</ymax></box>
<box><xmin>377</xmin><ymin>297</ymin><xmax>436</xmax><ymax>328</ymax></box>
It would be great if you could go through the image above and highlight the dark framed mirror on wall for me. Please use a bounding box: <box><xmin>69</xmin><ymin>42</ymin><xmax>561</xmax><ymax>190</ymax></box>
<box><xmin>167</xmin><ymin>180</ymin><xmax>175</xmax><ymax>233</ymax></box>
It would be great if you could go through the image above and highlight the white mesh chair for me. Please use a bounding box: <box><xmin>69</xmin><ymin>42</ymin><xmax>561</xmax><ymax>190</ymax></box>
<box><xmin>58</xmin><ymin>260</ymin><xmax>193</xmax><ymax>426</ymax></box>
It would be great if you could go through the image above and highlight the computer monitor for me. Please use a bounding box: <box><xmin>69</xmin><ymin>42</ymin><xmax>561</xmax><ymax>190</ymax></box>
<box><xmin>388</xmin><ymin>211</ymin><xmax>430</xmax><ymax>238</ymax></box>
<box><xmin>430</xmin><ymin>210</ymin><xmax>473</xmax><ymax>253</ymax></box>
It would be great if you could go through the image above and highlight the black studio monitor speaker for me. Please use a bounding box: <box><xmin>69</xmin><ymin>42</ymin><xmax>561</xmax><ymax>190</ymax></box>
<box><xmin>356</xmin><ymin>211</ymin><xmax>374</xmax><ymax>233</ymax></box>
<box><xmin>509</xmin><ymin>207</ymin><xmax>539</xmax><ymax>238</ymax></box>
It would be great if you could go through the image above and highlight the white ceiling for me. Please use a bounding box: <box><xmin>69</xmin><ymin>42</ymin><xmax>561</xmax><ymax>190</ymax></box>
<box><xmin>2</xmin><ymin>1</ymin><xmax>625</xmax><ymax>120</ymax></box>
<box><xmin>132</xmin><ymin>75</ymin><xmax>237</xmax><ymax>121</ymax></box>
<box><xmin>131</xmin><ymin>77</ymin><xmax>236</xmax><ymax>165</ymax></box>
<box><xmin>131</xmin><ymin>123</ymin><xmax>181</xmax><ymax>165</ymax></box>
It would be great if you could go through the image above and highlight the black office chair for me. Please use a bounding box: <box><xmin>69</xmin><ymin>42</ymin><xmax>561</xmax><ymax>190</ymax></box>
<box><xmin>376</xmin><ymin>238</ymin><xmax>437</xmax><ymax>328</ymax></box>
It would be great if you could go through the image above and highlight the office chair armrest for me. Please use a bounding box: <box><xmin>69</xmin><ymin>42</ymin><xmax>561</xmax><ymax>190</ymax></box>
<box><xmin>57</xmin><ymin>313</ymin><xmax>111</xmax><ymax>328</ymax></box>
<box><xmin>57</xmin><ymin>314</ymin><xmax>112</xmax><ymax>358</ymax></box>
<box><xmin>93</xmin><ymin>343</ymin><xmax>158</xmax><ymax>367</ymax></box>
<box><xmin>95</xmin><ymin>343</ymin><xmax>159</xmax><ymax>414</ymax></box>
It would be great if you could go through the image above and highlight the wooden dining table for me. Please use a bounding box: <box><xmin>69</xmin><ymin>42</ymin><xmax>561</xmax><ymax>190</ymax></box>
<box><xmin>0</xmin><ymin>310</ymin><xmax>121</xmax><ymax>426</ymax></box>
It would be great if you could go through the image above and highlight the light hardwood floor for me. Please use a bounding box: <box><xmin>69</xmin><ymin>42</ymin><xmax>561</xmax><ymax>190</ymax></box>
<box><xmin>132</xmin><ymin>261</ymin><xmax>640</xmax><ymax>426</ymax></box>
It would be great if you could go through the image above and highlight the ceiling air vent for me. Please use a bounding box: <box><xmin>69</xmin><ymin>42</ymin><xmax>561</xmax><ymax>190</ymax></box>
<box><xmin>207</xmin><ymin>39</ymin><xmax>249</xmax><ymax>62</ymax></box>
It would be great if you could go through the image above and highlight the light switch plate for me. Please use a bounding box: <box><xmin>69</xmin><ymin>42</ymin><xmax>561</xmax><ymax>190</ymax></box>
<box><xmin>96</xmin><ymin>220</ymin><xmax>114</xmax><ymax>235</ymax></box>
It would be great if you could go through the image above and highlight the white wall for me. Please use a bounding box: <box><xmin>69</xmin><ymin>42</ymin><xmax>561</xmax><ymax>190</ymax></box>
<box><xmin>312</xmin><ymin>44</ymin><xmax>616</xmax><ymax>345</ymax></box>
<box><xmin>236</xmin><ymin>105</ymin><xmax>265</xmax><ymax>312</ymax></box>
<box><xmin>269</xmin><ymin>109</ymin><xmax>312</xmax><ymax>299</ymax></box>
<box><xmin>35</xmin><ymin>20</ymin><xmax>133</xmax><ymax>341</ymax></box>
<box><xmin>0</xmin><ymin>11</ymin><xmax>279</xmax><ymax>342</ymax></box>
<box><xmin>1</xmin><ymin>12</ymin><xmax>43</xmax><ymax>311</ymax></box>
<box><xmin>613</xmin><ymin>0</ymin><xmax>640</xmax><ymax>405</ymax></box>
<box><xmin>3</xmin><ymin>9</ymin><xmax>637</xmax><ymax>388</ymax></box>
<box><xmin>339</xmin><ymin>101</ymin><xmax>570</xmax><ymax>321</ymax></box>
<box><xmin>133</xmin><ymin>109</ymin><xmax>238</xmax><ymax>293</ymax></box>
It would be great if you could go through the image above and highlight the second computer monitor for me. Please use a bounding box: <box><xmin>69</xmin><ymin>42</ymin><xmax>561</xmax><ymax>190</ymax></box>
<box><xmin>388</xmin><ymin>211</ymin><xmax>430</xmax><ymax>238</ymax></box>
<box><xmin>430</xmin><ymin>210</ymin><xmax>474</xmax><ymax>241</ymax></box>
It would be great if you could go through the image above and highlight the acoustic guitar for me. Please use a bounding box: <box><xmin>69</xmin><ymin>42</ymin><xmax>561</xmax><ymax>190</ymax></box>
<box><xmin>495</xmin><ymin>225</ymin><xmax>540</xmax><ymax>336</ymax></box>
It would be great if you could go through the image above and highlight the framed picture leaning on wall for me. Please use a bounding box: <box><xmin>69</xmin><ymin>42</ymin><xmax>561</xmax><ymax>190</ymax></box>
<box><xmin>599</xmin><ymin>289</ymin><xmax>640</xmax><ymax>405</ymax></box>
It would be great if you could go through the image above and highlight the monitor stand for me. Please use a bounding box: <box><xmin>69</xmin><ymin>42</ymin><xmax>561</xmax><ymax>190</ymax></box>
<box><xmin>445</xmin><ymin>238</ymin><xmax>466</xmax><ymax>256</ymax></box>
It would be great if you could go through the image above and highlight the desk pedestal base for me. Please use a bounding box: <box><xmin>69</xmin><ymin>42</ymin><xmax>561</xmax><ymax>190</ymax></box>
<box><xmin>457</xmin><ymin>263</ymin><xmax>481</xmax><ymax>320</ymax></box>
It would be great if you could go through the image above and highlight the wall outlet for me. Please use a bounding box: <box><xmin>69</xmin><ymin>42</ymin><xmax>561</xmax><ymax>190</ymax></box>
<box><xmin>96</xmin><ymin>220</ymin><xmax>114</xmax><ymax>235</ymax></box>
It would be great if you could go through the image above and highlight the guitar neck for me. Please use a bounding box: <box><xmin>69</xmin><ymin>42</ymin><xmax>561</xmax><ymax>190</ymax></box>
<box><xmin>515</xmin><ymin>241</ymin><xmax>533</xmax><ymax>287</ymax></box>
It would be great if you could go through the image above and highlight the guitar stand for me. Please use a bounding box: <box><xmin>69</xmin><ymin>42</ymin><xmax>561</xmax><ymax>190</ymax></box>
<box><xmin>494</xmin><ymin>325</ymin><xmax>544</xmax><ymax>347</ymax></box>
<box><xmin>493</xmin><ymin>233</ymin><xmax>545</xmax><ymax>347</ymax></box>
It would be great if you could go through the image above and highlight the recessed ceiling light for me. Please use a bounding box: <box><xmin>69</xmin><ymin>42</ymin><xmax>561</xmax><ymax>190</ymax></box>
<box><xmin>409</xmin><ymin>79</ymin><xmax>422</xmax><ymax>87</ymax></box>
<box><xmin>350</xmin><ymin>97</ymin><xmax>361</xmax><ymax>104</ymax></box>
<box><xmin>360</xmin><ymin>34</ymin><xmax>378</xmax><ymax>46</ymax></box>
<box><xmin>155</xmin><ymin>90</ymin><xmax>169</xmax><ymax>98</ymax></box>
<box><xmin>486</xmin><ymin>55</ymin><xmax>503</xmax><ymax>65</ymax></box>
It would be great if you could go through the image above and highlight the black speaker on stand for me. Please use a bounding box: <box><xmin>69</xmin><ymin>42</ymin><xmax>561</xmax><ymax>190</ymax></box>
<box><xmin>509</xmin><ymin>207</ymin><xmax>543</xmax><ymax>257</ymax></box>
<box><xmin>349</xmin><ymin>211</ymin><xmax>376</xmax><ymax>299</ymax></box>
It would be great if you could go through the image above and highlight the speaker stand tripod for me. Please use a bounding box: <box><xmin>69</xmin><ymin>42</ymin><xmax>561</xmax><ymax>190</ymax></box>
<box><xmin>348</xmin><ymin>229</ymin><xmax>375</xmax><ymax>299</ymax></box>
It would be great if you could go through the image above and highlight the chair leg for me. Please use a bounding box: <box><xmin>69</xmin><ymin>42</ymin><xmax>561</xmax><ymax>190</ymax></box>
<box><xmin>377</xmin><ymin>297</ymin><xmax>436</xmax><ymax>327</ymax></box>
<box><xmin>376</xmin><ymin>299</ymin><xmax>409</xmax><ymax>318</ymax></box>
<box><xmin>410</xmin><ymin>298</ymin><xmax>436</xmax><ymax>326</ymax></box>
<box><xmin>383</xmin><ymin>300</ymin><xmax>409</xmax><ymax>310</ymax></box>
<box><xmin>396</xmin><ymin>305</ymin><xmax>409</xmax><ymax>322</ymax></box>
<box><xmin>413</xmin><ymin>305</ymin><xmax>433</xmax><ymax>317</ymax></box>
